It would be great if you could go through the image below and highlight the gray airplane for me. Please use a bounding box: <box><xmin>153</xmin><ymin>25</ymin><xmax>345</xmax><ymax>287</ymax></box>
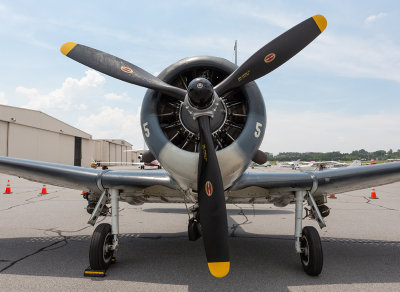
<box><xmin>1</xmin><ymin>14</ymin><xmax>399</xmax><ymax>278</ymax></box>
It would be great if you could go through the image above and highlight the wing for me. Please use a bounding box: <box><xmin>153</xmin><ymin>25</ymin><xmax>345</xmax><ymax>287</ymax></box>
<box><xmin>228</xmin><ymin>163</ymin><xmax>400</xmax><ymax>205</ymax></box>
<box><xmin>0</xmin><ymin>156</ymin><xmax>180</xmax><ymax>201</ymax></box>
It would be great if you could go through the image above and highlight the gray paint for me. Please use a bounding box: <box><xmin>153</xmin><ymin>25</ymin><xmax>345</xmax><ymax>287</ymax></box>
<box><xmin>0</xmin><ymin>156</ymin><xmax>179</xmax><ymax>194</ymax></box>
<box><xmin>231</xmin><ymin>163</ymin><xmax>400</xmax><ymax>197</ymax></box>
<box><xmin>140</xmin><ymin>56</ymin><xmax>266</xmax><ymax>190</ymax></box>
<box><xmin>0</xmin><ymin>156</ymin><xmax>399</xmax><ymax>204</ymax></box>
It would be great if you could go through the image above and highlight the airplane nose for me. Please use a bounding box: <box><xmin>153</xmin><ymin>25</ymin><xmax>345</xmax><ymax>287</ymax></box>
<box><xmin>187</xmin><ymin>77</ymin><xmax>214</xmax><ymax>109</ymax></box>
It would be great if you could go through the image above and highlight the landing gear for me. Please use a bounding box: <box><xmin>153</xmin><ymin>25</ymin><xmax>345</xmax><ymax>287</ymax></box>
<box><xmin>294</xmin><ymin>190</ymin><xmax>325</xmax><ymax>276</ymax></box>
<box><xmin>89</xmin><ymin>223</ymin><xmax>114</xmax><ymax>270</ymax></box>
<box><xmin>188</xmin><ymin>218</ymin><xmax>202</xmax><ymax>241</ymax></box>
<box><xmin>185</xmin><ymin>200</ymin><xmax>202</xmax><ymax>241</ymax></box>
<box><xmin>84</xmin><ymin>189</ymin><xmax>120</xmax><ymax>277</ymax></box>
<box><xmin>300</xmin><ymin>226</ymin><xmax>323</xmax><ymax>276</ymax></box>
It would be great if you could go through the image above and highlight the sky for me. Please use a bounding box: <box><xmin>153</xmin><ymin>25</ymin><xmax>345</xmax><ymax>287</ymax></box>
<box><xmin>0</xmin><ymin>0</ymin><xmax>399</xmax><ymax>155</ymax></box>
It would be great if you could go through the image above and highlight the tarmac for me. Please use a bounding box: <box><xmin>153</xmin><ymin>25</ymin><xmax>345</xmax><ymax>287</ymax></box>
<box><xmin>0</xmin><ymin>166</ymin><xmax>399</xmax><ymax>291</ymax></box>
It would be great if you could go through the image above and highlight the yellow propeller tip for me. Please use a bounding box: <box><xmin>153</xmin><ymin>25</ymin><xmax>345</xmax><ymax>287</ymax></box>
<box><xmin>60</xmin><ymin>42</ymin><xmax>77</xmax><ymax>56</ymax></box>
<box><xmin>208</xmin><ymin>262</ymin><xmax>230</xmax><ymax>278</ymax></box>
<box><xmin>313</xmin><ymin>14</ymin><xmax>327</xmax><ymax>32</ymax></box>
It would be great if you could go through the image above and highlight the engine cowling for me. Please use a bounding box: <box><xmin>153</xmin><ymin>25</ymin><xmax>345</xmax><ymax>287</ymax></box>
<box><xmin>140</xmin><ymin>56</ymin><xmax>266</xmax><ymax>191</ymax></box>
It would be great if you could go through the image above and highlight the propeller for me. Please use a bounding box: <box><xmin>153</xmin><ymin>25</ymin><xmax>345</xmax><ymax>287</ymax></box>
<box><xmin>214</xmin><ymin>15</ymin><xmax>327</xmax><ymax>96</ymax></box>
<box><xmin>60</xmin><ymin>42</ymin><xmax>186</xmax><ymax>101</ymax></box>
<box><xmin>189</xmin><ymin>79</ymin><xmax>230</xmax><ymax>278</ymax></box>
<box><xmin>60</xmin><ymin>14</ymin><xmax>327</xmax><ymax>278</ymax></box>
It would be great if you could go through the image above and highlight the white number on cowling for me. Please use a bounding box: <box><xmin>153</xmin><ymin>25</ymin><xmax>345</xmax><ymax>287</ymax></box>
<box><xmin>143</xmin><ymin>122</ymin><xmax>150</xmax><ymax>137</ymax></box>
<box><xmin>254</xmin><ymin>122</ymin><xmax>262</xmax><ymax>138</ymax></box>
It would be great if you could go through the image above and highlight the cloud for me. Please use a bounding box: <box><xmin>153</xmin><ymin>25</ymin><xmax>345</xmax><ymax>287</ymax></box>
<box><xmin>105</xmin><ymin>92</ymin><xmax>127</xmax><ymax>101</ymax></box>
<box><xmin>0</xmin><ymin>4</ymin><xmax>55</xmax><ymax>50</ymax></box>
<box><xmin>0</xmin><ymin>92</ymin><xmax>8</xmax><ymax>105</ymax></box>
<box><xmin>76</xmin><ymin>106</ymin><xmax>144</xmax><ymax>148</ymax></box>
<box><xmin>296</xmin><ymin>33</ymin><xmax>400</xmax><ymax>83</ymax></box>
<box><xmin>0</xmin><ymin>3</ymin><xmax>6</xmax><ymax>13</ymax></box>
<box><xmin>365</xmin><ymin>12</ymin><xmax>387</xmax><ymax>23</ymax></box>
<box><xmin>18</xmin><ymin>70</ymin><xmax>104</xmax><ymax>111</ymax></box>
<box><xmin>262</xmin><ymin>110</ymin><xmax>400</xmax><ymax>154</ymax></box>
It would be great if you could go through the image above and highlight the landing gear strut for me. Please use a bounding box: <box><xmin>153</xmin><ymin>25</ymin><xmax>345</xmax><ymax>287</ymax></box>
<box><xmin>84</xmin><ymin>189</ymin><xmax>120</xmax><ymax>277</ymax></box>
<box><xmin>294</xmin><ymin>190</ymin><xmax>325</xmax><ymax>276</ymax></box>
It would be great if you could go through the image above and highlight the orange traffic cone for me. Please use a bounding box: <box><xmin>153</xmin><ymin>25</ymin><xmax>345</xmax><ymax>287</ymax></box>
<box><xmin>370</xmin><ymin>188</ymin><xmax>378</xmax><ymax>199</ymax></box>
<box><xmin>329</xmin><ymin>194</ymin><xmax>337</xmax><ymax>199</ymax></box>
<box><xmin>4</xmin><ymin>180</ymin><xmax>12</xmax><ymax>194</ymax></box>
<box><xmin>40</xmin><ymin>185</ymin><xmax>48</xmax><ymax>195</ymax></box>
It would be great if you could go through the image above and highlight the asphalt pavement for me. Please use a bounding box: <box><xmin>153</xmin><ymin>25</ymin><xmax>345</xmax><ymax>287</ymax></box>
<box><xmin>0</xmin><ymin>167</ymin><xmax>399</xmax><ymax>291</ymax></box>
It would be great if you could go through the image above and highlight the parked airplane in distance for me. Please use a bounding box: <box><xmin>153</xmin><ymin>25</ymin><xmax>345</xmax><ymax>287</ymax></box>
<box><xmin>298</xmin><ymin>160</ymin><xmax>361</xmax><ymax>172</ymax></box>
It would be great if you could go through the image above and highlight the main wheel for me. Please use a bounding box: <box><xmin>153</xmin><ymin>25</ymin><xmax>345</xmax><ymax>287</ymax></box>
<box><xmin>300</xmin><ymin>226</ymin><xmax>323</xmax><ymax>276</ymax></box>
<box><xmin>89</xmin><ymin>223</ymin><xmax>114</xmax><ymax>270</ymax></box>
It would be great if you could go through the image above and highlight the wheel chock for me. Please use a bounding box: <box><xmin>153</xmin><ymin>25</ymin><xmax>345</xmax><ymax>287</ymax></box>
<box><xmin>84</xmin><ymin>268</ymin><xmax>106</xmax><ymax>277</ymax></box>
<box><xmin>83</xmin><ymin>257</ymin><xmax>116</xmax><ymax>277</ymax></box>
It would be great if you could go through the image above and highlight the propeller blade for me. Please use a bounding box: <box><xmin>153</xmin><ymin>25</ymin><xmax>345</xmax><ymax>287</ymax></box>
<box><xmin>215</xmin><ymin>15</ymin><xmax>327</xmax><ymax>95</ymax></box>
<box><xmin>60</xmin><ymin>42</ymin><xmax>186</xmax><ymax>100</ymax></box>
<box><xmin>197</xmin><ymin>116</ymin><xmax>230</xmax><ymax>278</ymax></box>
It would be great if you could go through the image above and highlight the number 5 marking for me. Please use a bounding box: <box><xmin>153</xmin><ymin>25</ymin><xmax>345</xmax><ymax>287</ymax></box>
<box><xmin>254</xmin><ymin>122</ymin><xmax>262</xmax><ymax>138</ymax></box>
<box><xmin>143</xmin><ymin>122</ymin><xmax>150</xmax><ymax>137</ymax></box>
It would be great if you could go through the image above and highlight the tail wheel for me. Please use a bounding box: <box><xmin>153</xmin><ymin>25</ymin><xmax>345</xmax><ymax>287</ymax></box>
<box><xmin>300</xmin><ymin>226</ymin><xmax>323</xmax><ymax>276</ymax></box>
<box><xmin>89</xmin><ymin>223</ymin><xmax>114</xmax><ymax>270</ymax></box>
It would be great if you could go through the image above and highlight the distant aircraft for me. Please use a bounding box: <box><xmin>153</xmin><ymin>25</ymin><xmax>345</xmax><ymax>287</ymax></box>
<box><xmin>276</xmin><ymin>159</ymin><xmax>300</xmax><ymax>169</ymax></box>
<box><xmin>298</xmin><ymin>160</ymin><xmax>361</xmax><ymax>172</ymax></box>
<box><xmin>1</xmin><ymin>14</ymin><xmax>400</xmax><ymax>278</ymax></box>
<box><xmin>123</xmin><ymin>149</ymin><xmax>162</xmax><ymax>169</ymax></box>
<box><xmin>137</xmin><ymin>160</ymin><xmax>162</xmax><ymax>170</ymax></box>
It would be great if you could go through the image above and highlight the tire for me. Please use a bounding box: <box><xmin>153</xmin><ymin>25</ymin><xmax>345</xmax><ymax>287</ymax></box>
<box><xmin>300</xmin><ymin>226</ymin><xmax>323</xmax><ymax>276</ymax></box>
<box><xmin>89</xmin><ymin>223</ymin><xmax>114</xmax><ymax>270</ymax></box>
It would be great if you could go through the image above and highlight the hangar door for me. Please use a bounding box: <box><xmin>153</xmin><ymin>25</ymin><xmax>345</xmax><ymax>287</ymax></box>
<box><xmin>74</xmin><ymin>137</ymin><xmax>82</xmax><ymax>166</ymax></box>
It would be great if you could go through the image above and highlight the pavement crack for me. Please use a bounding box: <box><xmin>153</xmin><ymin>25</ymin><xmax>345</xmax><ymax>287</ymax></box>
<box><xmin>35</xmin><ymin>216</ymin><xmax>107</xmax><ymax>238</ymax></box>
<box><xmin>0</xmin><ymin>195</ymin><xmax>59</xmax><ymax>211</ymax></box>
<box><xmin>363</xmin><ymin>196</ymin><xmax>399</xmax><ymax>211</ymax></box>
<box><xmin>230</xmin><ymin>204</ymin><xmax>251</xmax><ymax>237</ymax></box>
<box><xmin>0</xmin><ymin>238</ymin><xmax>66</xmax><ymax>273</ymax></box>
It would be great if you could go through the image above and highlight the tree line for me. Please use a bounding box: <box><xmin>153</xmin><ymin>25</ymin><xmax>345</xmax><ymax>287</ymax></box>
<box><xmin>266</xmin><ymin>149</ymin><xmax>400</xmax><ymax>162</ymax></box>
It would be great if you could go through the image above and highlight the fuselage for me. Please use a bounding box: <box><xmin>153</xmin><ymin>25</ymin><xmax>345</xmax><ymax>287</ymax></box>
<box><xmin>140</xmin><ymin>56</ymin><xmax>266</xmax><ymax>191</ymax></box>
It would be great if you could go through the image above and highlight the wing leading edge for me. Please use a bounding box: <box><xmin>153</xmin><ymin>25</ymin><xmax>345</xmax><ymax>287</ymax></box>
<box><xmin>1</xmin><ymin>156</ymin><xmax>400</xmax><ymax>204</ymax></box>
<box><xmin>0</xmin><ymin>156</ymin><xmax>180</xmax><ymax>194</ymax></box>
<box><xmin>230</xmin><ymin>162</ymin><xmax>400</xmax><ymax>199</ymax></box>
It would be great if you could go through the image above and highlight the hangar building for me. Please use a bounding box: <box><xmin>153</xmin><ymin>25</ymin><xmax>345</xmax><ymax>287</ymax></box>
<box><xmin>93</xmin><ymin>139</ymin><xmax>133</xmax><ymax>165</ymax></box>
<box><xmin>0</xmin><ymin>105</ymin><xmax>93</xmax><ymax>167</ymax></box>
<box><xmin>130</xmin><ymin>149</ymin><xmax>145</xmax><ymax>163</ymax></box>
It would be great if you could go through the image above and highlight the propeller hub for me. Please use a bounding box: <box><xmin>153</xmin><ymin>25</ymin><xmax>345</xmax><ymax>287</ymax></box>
<box><xmin>187</xmin><ymin>78</ymin><xmax>214</xmax><ymax>109</ymax></box>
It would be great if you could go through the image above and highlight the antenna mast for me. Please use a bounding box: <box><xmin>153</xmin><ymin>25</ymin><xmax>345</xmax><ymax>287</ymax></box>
<box><xmin>234</xmin><ymin>40</ymin><xmax>237</xmax><ymax>65</ymax></box>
